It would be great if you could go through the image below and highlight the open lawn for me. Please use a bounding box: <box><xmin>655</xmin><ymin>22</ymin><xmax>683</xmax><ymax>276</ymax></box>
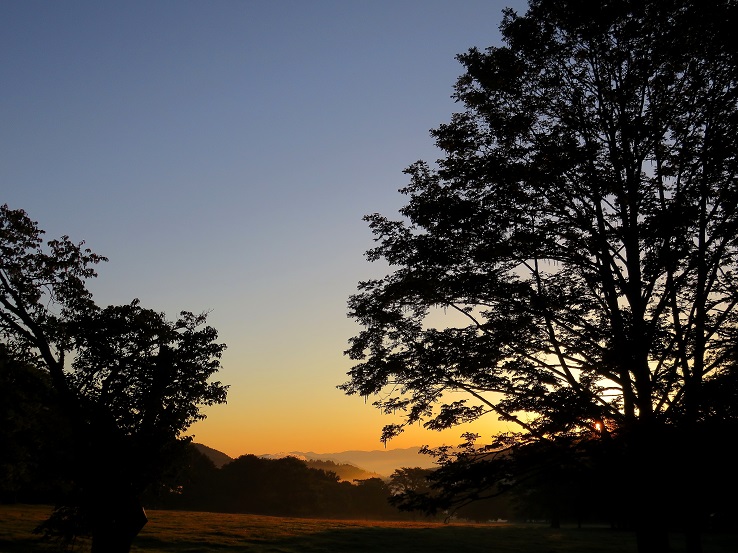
<box><xmin>1</xmin><ymin>504</ymin><xmax>737</xmax><ymax>553</ymax></box>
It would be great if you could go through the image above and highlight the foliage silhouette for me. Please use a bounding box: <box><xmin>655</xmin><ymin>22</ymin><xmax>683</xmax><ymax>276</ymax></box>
<box><xmin>152</xmin><ymin>449</ymin><xmax>423</xmax><ymax>520</ymax></box>
<box><xmin>340</xmin><ymin>1</ymin><xmax>738</xmax><ymax>552</ymax></box>
<box><xmin>0</xmin><ymin>205</ymin><xmax>228</xmax><ymax>552</ymax></box>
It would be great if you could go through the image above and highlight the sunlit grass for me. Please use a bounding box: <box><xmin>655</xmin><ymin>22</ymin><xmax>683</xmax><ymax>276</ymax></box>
<box><xmin>1</xmin><ymin>504</ymin><xmax>736</xmax><ymax>552</ymax></box>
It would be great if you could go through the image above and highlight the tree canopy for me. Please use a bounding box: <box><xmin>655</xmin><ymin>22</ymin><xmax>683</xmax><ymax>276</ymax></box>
<box><xmin>0</xmin><ymin>204</ymin><xmax>227</xmax><ymax>552</ymax></box>
<box><xmin>341</xmin><ymin>0</ymin><xmax>738</xmax><ymax>550</ymax></box>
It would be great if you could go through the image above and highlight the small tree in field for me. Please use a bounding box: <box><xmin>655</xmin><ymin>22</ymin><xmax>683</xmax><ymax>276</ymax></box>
<box><xmin>0</xmin><ymin>205</ymin><xmax>227</xmax><ymax>553</ymax></box>
<box><xmin>341</xmin><ymin>1</ymin><xmax>738</xmax><ymax>551</ymax></box>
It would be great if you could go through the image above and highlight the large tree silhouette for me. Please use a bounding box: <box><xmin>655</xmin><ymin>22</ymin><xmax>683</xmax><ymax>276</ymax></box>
<box><xmin>0</xmin><ymin>205</ymin><xmax>227</xmax><ymax>552</ymax></box>
<box><xmin>341</xmin><ymin>1</ymin><xmax>738</xmax><ymax>551</ymax></box>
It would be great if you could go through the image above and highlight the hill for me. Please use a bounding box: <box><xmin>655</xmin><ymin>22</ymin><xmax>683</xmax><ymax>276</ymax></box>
<box><xmin>195</xmin><ymin>444</ymin><xmax>437</xmax><ymax>477</ymax></box>
<box><xmin>262</xmin><ymin>447</ymin><xmax>437</xmax><ymax>477</ymax></box>
<box><xmin>255</xmin><ymin>453</ymin><xmax>381</xmax><ymax>481</ymax></box>
<box><xmin>193</xmin><ymin>443</ymin><xmax>234</xmax><ymax>468</ymax></box>
<box><xmin>304</xmin><ymin>459</ymin><xmax>381</xmax><ymax>481</ymax></box>
<box><xmin>193</xmin><ymin>444</ymin><xmax>383</xmax><ymax>480</ymax></box>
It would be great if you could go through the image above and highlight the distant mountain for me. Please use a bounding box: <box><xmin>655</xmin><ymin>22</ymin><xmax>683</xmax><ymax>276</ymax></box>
<box><xmin>261</xmin><ymin>447</ymin><xmax>437</xmax><ymax>477</ymax></box>
<box><xmin>193</xmin><ymin>443</ymin><xmax>234</xmax><ymax>468</ymax></box>
<box><xmin>194</xmin><ymin>443</ymin><xmax>438</xmax><ymax>477</ymax></box>
<box><xmin>303</xmin><ymin>458</ymin><xmax>382</xmax><ymax>481</ymax></box>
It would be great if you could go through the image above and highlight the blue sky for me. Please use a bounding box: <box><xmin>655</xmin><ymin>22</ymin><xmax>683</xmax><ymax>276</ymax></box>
<box><xmin>2</xmin><ymin>0</ymin><xmax>527</xmax><ymax>457</ymax></box>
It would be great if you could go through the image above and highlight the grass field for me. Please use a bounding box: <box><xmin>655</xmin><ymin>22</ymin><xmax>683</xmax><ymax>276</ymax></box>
<box><xmin>2</xmin><ymin>504</ymin><xmax>737</xmax><ymax>553</ymax></box>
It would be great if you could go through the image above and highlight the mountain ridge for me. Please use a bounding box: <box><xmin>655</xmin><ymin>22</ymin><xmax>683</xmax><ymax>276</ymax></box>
<box><xmin>194</xmin><ymin>444</ymin><xmax>437</xmax><ymax>477</ymax></box>
<box><xmin>260</xmin><ymin>446</ymin><xmax>437</xmax><ymax>476</ymax></box>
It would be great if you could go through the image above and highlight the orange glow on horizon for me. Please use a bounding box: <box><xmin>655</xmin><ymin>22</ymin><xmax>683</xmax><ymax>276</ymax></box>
<box><xmin>189</xmin><ymin>403</ymin><xmax>507</xmax><ymax>459</ymax></box>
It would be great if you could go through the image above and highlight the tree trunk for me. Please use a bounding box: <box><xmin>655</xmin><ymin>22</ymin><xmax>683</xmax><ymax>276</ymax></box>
<box><xmin>90</xmin><ymin>496</ymin><xmax>148</xmax><ymax>553</ymax></box>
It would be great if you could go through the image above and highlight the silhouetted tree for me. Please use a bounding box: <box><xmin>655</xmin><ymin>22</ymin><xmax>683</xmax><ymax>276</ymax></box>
<box><xmin>0</xmin><ymin>205</ymin><xmax>228</xmax><ymax>552</ymax></box>
<box><xmin>388</xmin><ymin>467</ymin><xmax>433</xmax><ymax>498</ymax></box>
<box><xmin>388</xmin><ymin>467</ymin><xmax>445</xmax><ymax>521</ymax></box>
<box><xmin>341</xmin><ymin>1</ymin><xmax>738</xmax><ymax>552</ymax></box>
<box><xmin>350</xmin><ymin>478</ymin><xmax>398</xmax><ymax>519</ymax></box>
<box><xmin>142</xmin><ymin>443</ymin><xmax>220</xmax><ymax>511</ymax></box>
<box><xmin>207</xmin><ymin>454</ymin><xmax>358</xmax><ymax>518</ymax></box>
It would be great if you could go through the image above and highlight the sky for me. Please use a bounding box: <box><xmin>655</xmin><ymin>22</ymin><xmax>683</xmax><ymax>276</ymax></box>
<box><xmin>2</xmin><ymin>0</ymin><xmax>528</xmax><ymax>458</ymax></box>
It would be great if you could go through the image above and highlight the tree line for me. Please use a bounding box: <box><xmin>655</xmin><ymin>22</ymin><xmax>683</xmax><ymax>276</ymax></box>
<box><xmin>147</xmin><ymin>448</ymin><xmax>404</xmax><ymax>519</ymax></box>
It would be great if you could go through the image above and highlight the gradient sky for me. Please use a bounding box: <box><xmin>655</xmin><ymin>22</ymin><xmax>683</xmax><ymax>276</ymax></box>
<box><xmin>2</xmin><ymin>0</ymin><xmax>528</xmax><ymax>458</ymax></box>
